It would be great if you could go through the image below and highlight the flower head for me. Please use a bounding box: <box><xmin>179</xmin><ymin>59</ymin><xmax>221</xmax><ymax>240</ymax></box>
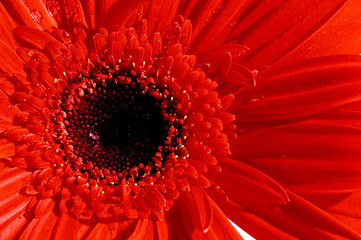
<box><xmin>0</xmin><ymin>0</ymin><xmax>361</xmax><ymax>239</ymax></box>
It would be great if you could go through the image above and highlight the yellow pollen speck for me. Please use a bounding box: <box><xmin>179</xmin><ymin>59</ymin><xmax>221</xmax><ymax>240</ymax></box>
<box><xmin>135</xmin><ymin>183</ymin><xmax>138</xmax><ymax>186</ymax></box>
<box><xmin>111</xmin><ymin>181</ymin><xmax>114</xmax><ymax>185</ymax></box>
<box><xmin>95</xmin><ymin>184</ymin><xmax>98</xmax><ymax>187</ymax></box>
<box><xmin>60</xmin><ymin>164</ymin><xmax>64</xmax><ymax>167</ymax></box>
<box><xmin>101</xmin><ymin>191</ymin><xmax>105</xmax><ymax>194</ymax></box>
<box><xmin>184</xmin><ymin>115</ymin><xmax>187</xmax><ymax>119</ymax></box>
<box><xmin>142</xmin><ymin>61</ymin><xmax>146</xmax><ymax>68</ymax></box>
<box><xmin>151</xmin><ymin>182</ymin><xmax>154</xmax><ymax>185</ymax></box>
<box><xmin>132</xmin><ymin>62</ymin><xmax>135</xmax><ymax>68</ymax></box>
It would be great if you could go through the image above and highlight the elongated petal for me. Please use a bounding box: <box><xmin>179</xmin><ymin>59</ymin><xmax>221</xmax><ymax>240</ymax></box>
<box><xmin>145</xmin><ymin>0</ymin><xmax>179</xmax><ymax>33</ymax></box>
<box><xmin>209</xmin><ymin>157</ymin><xmax>289</xmax><ymax>205</ymax></box>
<box><xmin>232</xmin><ymin>55</ymin><xmax>361</xmax><ymax>121</ymax></box>
<box><xmin>190</xmin><ymin>0</ymin><xmax>249</xmax><ymax>52</ymax></box>
<box><xmin>217</xmin><ymin>192</ymin><xmax>360</xmax><ymax>239</ymax></box>
<box><xmin>127</xmin><ymin>219</ymin><xmax>154</xmax><ymax>240</ymax></box>
<box><xmin>226</xmin><ymin>0</ymin><xmax>347</xmax><ymax>70</ymax></box>
<box><xmin>53</xmin><ymin>215</ymin><xmax>89</xmax><ymax>240</ymax></box>
<box><xmin>0</xmin><ymin>3</ymin><xmax>17</xmax><ymax>49</ymax></box>
<box><xmin>13</xmin><ymin>27</ymin><xmax>59</xmax><ymax>50</ymax></box>
<box><xmin>1</xmin><ymin>0</ymin><xmax>41</xmax><ymax>29</ymax></box>
<box><xmin>206</xmin><ymin>199</ymin><xmax>243</xmax><ymax>240</ymax></box>
<box><xmin>306</xmin><ymin>191</ymin><xmax>361</xmax><ymax>234</ymax></box>
<box><xmin>99</xmin><ymin>0</ymin><xmax>146</xmax><ymax>32</ymax></box>
<box><xmin>233</xmin><ymin>121</ymin><xmax>361</xmax><ymax>189</ymax></box>
<box><xmin>85</xmin><ymin>223</ymin><xmax>112</xmax><ymax>240</ymax></box>
<box><xmin>283</xmin><ymin>0</ymin><xmax>361</xmax><ymax>65</ymax></box>
<box><xmin>0</xmin><ymin>40</ymin><xmax>25</xmax><ymax>75</ymax></box>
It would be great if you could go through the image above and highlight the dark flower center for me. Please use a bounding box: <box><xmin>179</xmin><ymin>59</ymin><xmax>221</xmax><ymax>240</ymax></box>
<box><xmin>50</xmin><ymin>65</ymin><xmax>186</xmax><ymax>183</ymax></box>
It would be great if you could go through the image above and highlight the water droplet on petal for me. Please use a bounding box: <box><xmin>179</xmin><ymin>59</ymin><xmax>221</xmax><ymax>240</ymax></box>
<box><xmin>46</xmin><ymin>0</ymin><xmax>61</xmax><ymax>17</ymax></box>
<box><xmin>30</xmin><ymin>10</ymin><xmax>43</xmax><ymax>24</ymax></box>
<box><xmin>229</xmin><ymin>21</ymin><xmax>237</xmax><ymax>27</ymax></box>
<box><xmin>27</xmin><ymin>49</ymin><xmax>36</xmax><ymax>57</ymax></box>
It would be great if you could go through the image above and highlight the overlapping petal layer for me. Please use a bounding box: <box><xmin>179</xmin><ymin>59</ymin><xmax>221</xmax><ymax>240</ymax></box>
<box><xmin>0</xmin><ymin>0</ymin><xmax>360</xmax><ymax>239</ymax></box>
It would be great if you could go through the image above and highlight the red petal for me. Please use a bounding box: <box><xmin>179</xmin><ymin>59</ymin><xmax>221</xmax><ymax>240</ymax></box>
<box><xmin>0</xmin><ymin>92</ymin><xmax>20</xmax><ymax>133</ymax></box>
<box><xmin>221</xmin><ymin>192</ymin><xmax>360</xmax><ymax>239</ymax></box>
<box><xmin>306</xmin><ymin>191</ymin><xmax>361</xmax><ymax>234</ymax></box>
<box><xmin>155</xmin><ymin>220</ymin><xmax>168</xmax><ymax>240</ymax></box>
<box><xmin>232</xmin><ymin>121</ymin><xmax>361</xmax><ymax>191</ymax></box>
<box><xmin>211</xmin><ymin>157</ymin><xmax>289</xmax><ymax>205</ymax></box>
<box><xmin>60</xmin><ymin>0</ymin><xmax>88</xmax><ymax>29</ymax></box>
<box><xmin>85</xmin><ymin>223</ymin><xmax>112</xmax><ymax>240</ymax></box>
<box><xmin>206</xmin><ymin>199</ymin><xmax>243</xmax><ymax>240</ymax></box>
<box><xmin>0</xmin><ymin>213</ymin><xmax>28</xmax><ymax>240</ymax></box>
<box><xmin>146</xmin><ymin>0</ymin><xmax>179</xmax><ymax>33</ymax></box>
<box><xmin>283</xmin><ymin>0</ymin><xmax>361</xmax><ymax>65</ymax></box>
<box><xmin>0</xmin><ymin>139</ymin><xmax>15</xmax><ymax>158</ymax></box>
<box><xmin>190</xmin><ymin>0</ymin><xmax>249</xmax><ymax>52</ymax></box>
<box><xmin>17</xmin><ymin>0</ymin><xmax>57</xmax><ymax>30</ymax></box>
<box><xmin>232</xmin><ymin>55</ymin><xmax>361</xmax><ymax>121</ymax></box>
<box><xmin>98</xmin><ymin>0</ymin><xmax>145</xmax><ymax>32</ymax></box>
<box><xmin>227</xmin><ymin>0</ymin><xmax>347</xmax><ymax>70</ymax></box>
<box><xmin>183</xmin><ymin>185</ymin><xmax>213</xmax><ymax>232</ymax></box>
<box><xmin>0</xmin><ymin>193</ymin><xmax>33</xmax><ymax>231</ymax></box>
<box><xmin>0</xmin><ymin>39</ymin><xmax>25</xmax><ymax>76</ymax></box>
<box><xmin>53</xmin><ymin>215</ymin><xmax>89</xmax><ymax>240</ymax></box>
<box><xmin>183</xmin><ymin>0</ymin><xmax>223</xmax><ymax>41</ymax></box>
<box><xmin>0</xmin><ymin>3</ymin><xmax>17</xmax><ymax>49</ymax></box>
<box><xmin>1</xmin><ymin>0</ymin><xmax>41</xmax><ymax>29</ymax></box>
<box><xmin>144</xmin><ymin>186</ymin><xmax>166</xmax><ymax>211</ymax></box>
<box><xmin>0</xmin><ymin>167</ymin><xmax>31</xmax><ymax>198</ymax></box>
<box><xmin>13</xmin><ymin>26</ymin><xmax>59</xmax><ymax>50</ymax></box>
<box><xmin>82</xmin><ymin>0</ymin><xmax>96</xmax><ymax>30</ymax></box>
<box><xmin>127</xmin><ymin>219</ymin><xmax>154</xmax><ymax>240</ymax></box>
<box><xmin>20</xmin><ymin>210</ymin><xmax>58</xmax><ymax>240</ymax></box>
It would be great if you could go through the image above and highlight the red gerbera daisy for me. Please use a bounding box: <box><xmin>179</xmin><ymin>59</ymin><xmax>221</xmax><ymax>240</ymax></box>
<box><xmin>0</xmin><ymin>0</ymin><xmax>360</xmax><ymax>239</ymax></box>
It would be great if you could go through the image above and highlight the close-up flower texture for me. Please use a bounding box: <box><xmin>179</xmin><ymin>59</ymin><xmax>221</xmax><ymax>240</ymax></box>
<box><xmin>0</xmin><ymin>0</ymin><xmax>361</xmax><ymax>239</ymax></box>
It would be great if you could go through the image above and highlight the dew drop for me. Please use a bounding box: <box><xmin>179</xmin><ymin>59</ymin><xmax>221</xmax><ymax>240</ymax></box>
<box><xmin>30</xmin><ymin>10</ymin><xmax>43</xmax><ymax>24</ymax></box>
<box><xmin>46</xmin><ymin>0</ymin><xmax>61</xmax><ymax>17</ymax></box>
<box><xmin>27</xmin><ymin>49</ymin><xmax>36</xmax><ymax>57</ymax></box>
<box><xmin>229</xmin><ymin>21</ymin><xmax>237</xmax><ymax>27</ymax></box>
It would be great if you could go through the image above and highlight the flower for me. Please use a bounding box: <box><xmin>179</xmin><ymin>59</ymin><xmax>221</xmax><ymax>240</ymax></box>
<box><xmin>0</xmin><ymin>0</ymin><xmax>360</xmax><ymax>239</ymax></box>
